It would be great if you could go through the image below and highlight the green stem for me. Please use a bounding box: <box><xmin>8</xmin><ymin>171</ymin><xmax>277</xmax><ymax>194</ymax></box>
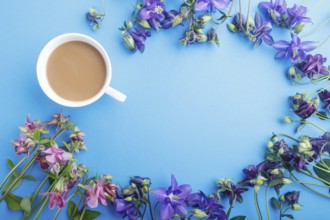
<box><xmin>147</xmin><ymin>192</ymin><xmax>154</xmax><ymax>220</ymax></box>
<box><xmin>301</xmin><ymin>17</ymin><xmax>330</xmax><ymax>38</ymax></box>
<box><xmin>73</xmin><ymin>195</ymin><xmax>84</xmax><ymax>217</ymax></box>
<box><xmin>218</xmin><ymin>0</ymin><xmax>235</xmax><ymax>25</ymax></box>
<box><xmin>33</xmin><ymin>197</ymin><xmax>49</xmax><ymax>220</ymax></box>
<box><xmin>290</xmin><ymin>173</ymin><xmax>330</xmax><ymax>198</ymax></box>
<box><xmin>0</xmin><ymin>154</ymin><xmax>37</xmax><ymax>202</ymax></box>
<box><xmin>276</xmin><ymin>133</ymin><xmax>299</xmax><ymax>142</ymax></box>
<box><xmin>154</xmin><ymin>202</ymin><xmax>159</xmax><ymax>220</ymax></box>
<box><xmin>309</xmin><ymin>0</ymin><xmax>325</xmax><ymax>15</ymax></box>
<box><xmin>31</xmin><ymin>176</ymin><xmax>49</xmax><ymax>205</ymax></box>
<box><xmin>266</xmin><ymin>185</ymin><xmax>271</xmax><ymax>220</ymax></box>
<box><xmin>79</xmin><ymin>205</ymin><xmax>87</xmax><ymax>220</ymax></box>
<box><xmin>0</xmin><ymin>154</ymin><xmax>29</xmax><ymax>190</ymax></box>
<box><xmin>317</xmin><ymin>33</ymin><xmax>330</xmax><ymax>48</ymax></box>
<box><xmin>254</xmin><ymin>190</ymin><xmax>263</xmax><ymax>220</ymax></box>
<box><xmin>245</xmin><ymin>0</ymin><xmax>251</xmax><ymax>34</ymax></box>
<box><xmin>300</xmin><ymin>120</ymin><xmax>327</xmax><ymax>132</ymax></box>
<box><xmin>299</xmin><ymin>170</ymin><xmax>330</xmax><ymax>185</ymax></box>
<box><xmin>226</xmin><ymin>200</ymin><xmax>235</xmax><ymax>219</ymax></box>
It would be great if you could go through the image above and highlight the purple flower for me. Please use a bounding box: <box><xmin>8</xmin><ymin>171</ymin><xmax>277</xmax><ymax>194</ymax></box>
<box><xmin>286</xmin><ymin>4</ymin><xmax>311</xmax><ymax>30</ymax></box>
<box><xmin>273</xmin><ymin>32</ymin><xmax>317</xmax><ymax>63</ymax></box>
<box><xmin>252</xmin><ymin>13</ymin><xmax>274</xmax><ymax>46</ymax></box>
<box><xmin>310</xmin><ymin>132</ymin><xmax>330</xmax><ymax>154</ymax></box>
<box><xmin>241</xmin><ymin>161</ymin><xmax>277</xmax><ymax>187</ymax></box>
<box><xmin>284</xmin><ymin>191</ymin><xmax>300</xmax><ymax>204</ymax></box>
<box><xmin>230</xmin><ymin>13</ymin><xmax>247</xmax><ymax>33</ymax></box>
<box><xmin>291</xmin><ymin>93</ymin><xmax>317</xmax><ymax>119</ymax></box>
<box><xmin>195</xmin><ymin>0</ymin><xmax>230</xmax><ymax>12</ymax></box>
<box><xmin>161</xmin><ymin>10</ymin><xmax>182</xmax><ymax>29</ymax></box>
<box><xmin>86</xmin><ymin>8</ymin><xmax>104</xmax><ymax>30</ymax></box>
<box><xmin>43</xmin><ymin>147</ymin><xmax>72</xmax><ymax>166</ymax></box>
<box><xmin>188</xmin><ymin>192</ymin><xmax>226</xmax><ymax>220</ymax></box>
<box><xmin>114</xmin><ymin>199</ymin><xmax>140</xmax><ymax>220</ymax></box>
<box><xmin>41</xmin><ymin>191</ymin><xmax>68</xmax><ymax>209</ymax></box>
<box><xmin>217</xmin><ymin>179</ymin><xmax>248</xmax><ymax>204</ymax></box>
<box><xmin>12</xmin><ymin>136</ymin><xmax>35</xmax><ymax>155</ymax></box>
<box><xmin>84</xmin><ymin>181</ymin><xmax>107</xmax><ymax>208</ymax></box>
<box><xmin>271</xmin><ymin>140</ymin><xmax>292</xmax><ymax>162</ymax></box>
<box><xmin>152</xmin><ymin>175</ymin><xmax>192</xmax><ymax>220</ymax></box>
<box><xmin>295</xmin><ymin>54</ymin><xmax>329</xmax><ymax>79</ymax></box>
<box><xmin>123</xmin><ymin>28</ymin><xmax>151</xmax><ymax>53</ymax></box>
<box><xmin>139</xmin><ymin>0</ymin><xmax>166</xmax><ymax>30</ymax></box>
<box><xmin>48</xmin><ymin>112</ymin><xmax>70</xmax><ymax>126</ymax></box>
<box><xmin>319</xmin><ymin>89</ymin><xmax>330</xmax><ymax>109</ymax></box>
<box><xmin>258</xmin><ymin>0</ymin><xmax>287</xmax><ymax>26</ymax></box>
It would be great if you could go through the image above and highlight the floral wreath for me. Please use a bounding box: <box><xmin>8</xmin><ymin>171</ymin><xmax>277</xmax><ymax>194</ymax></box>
<box><xmin>1</xmin><ymin>0</ymin><xmax>330</xmax><ymax>220</ymax></box>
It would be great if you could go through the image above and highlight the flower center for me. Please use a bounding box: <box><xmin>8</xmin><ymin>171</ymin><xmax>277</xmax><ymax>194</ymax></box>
<box><xmin>154</xmin><ymin>5</ymin><xmax>164</xmax><ymax>14</ymax></box>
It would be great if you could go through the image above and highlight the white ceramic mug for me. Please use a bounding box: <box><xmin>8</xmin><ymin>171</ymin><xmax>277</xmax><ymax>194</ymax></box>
<box><xmin>36</xmin><ymin>33</ymin><xmax>126</xmax><ymax>107</ymax></box>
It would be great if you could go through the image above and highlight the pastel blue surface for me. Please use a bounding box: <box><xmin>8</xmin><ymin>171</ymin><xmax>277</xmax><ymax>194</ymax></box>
<box><xmin>0</xmin><ymin>0</ymin><xmax>329</xmax><ymax>219</ymax></box>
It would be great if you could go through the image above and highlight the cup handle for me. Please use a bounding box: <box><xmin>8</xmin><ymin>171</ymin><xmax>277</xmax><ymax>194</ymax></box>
<box><xmin>105</xmin><ymin>86</ymin><xmax>127</xmax><ymax>102</ymax></box>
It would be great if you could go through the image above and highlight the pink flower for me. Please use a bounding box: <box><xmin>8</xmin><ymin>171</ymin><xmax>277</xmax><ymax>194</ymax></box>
<box><xmin>43</xmin><ymin>147</ymin><xmax>72</xmax><ymax>166</ymax></box>
<box><xmin>84</xmin><ymin>181</ymin><xmax>107</xmax><ymax>208</ymax></box>
<box><xmin>41</xmin><ymin>191</ymin><xmax>68</xmax><ymax>209</ymax></box>
<box><xmin>12</xmin><ymin>136</ymin><xmax>35</xmax><ymax>155</ymax></box>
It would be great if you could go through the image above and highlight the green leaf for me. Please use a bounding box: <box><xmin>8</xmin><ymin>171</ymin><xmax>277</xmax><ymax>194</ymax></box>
<box><xmin>84</xmin><ymin>210</ymin><xmax>101</xmax><ymax>220</ymax></box>
<box><xmin>4</xmin><ymin>193</ymin><xmax>23</xmax><ymax>211</ymax></box>
<box><xmin>22</xmin><ymin>175</ymin><xmax>36</xmax><ymax>182</ymax></box>
<box><xmin>6</xmin><ymin>159</ymin><xmax>19</xmax><ymax>177</ymax></box>
<box><xmin>270</xmin><ymin>197</ymin><xmax>281</xmax><ymax>209</ymax></box>
<box><xmin>230</xmin><ymin>216</ymin><xmax>246</xmax><ymax>220</ymax></box>
<box><xmin>68</xmin><ymin>201</ymin><xmax>77</xmax><ymax>217</ymax></box>
<box><xmin>2</xmin><ymin>175</ymin><xmax>23</xmax><ymax>193</ymax></box>
<box><xmin>281</xmin><ymin>214</ymin><xmax>294</xmax><ymax>219</ymax></box>
<box><xmin>39</xmin><ymin>138</ymin><xmax>50</xmax><ymax>145</ymax></box>
<box><xmin>33</xmin><ymin>128</ymin><xmax>40</xmax><ymax>141</ymax></box>
<box><xmin>20</xmin><ymin>197</ymin><xmax>31</xmax><ymax>213</ymax></box>
<box><xmin>313</xmin><ymin>159</ymin><xmax>330</xmax><ymax>186</ymax></box>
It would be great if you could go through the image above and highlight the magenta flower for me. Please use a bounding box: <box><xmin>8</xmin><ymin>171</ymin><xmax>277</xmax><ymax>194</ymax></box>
<box><xmin>41</xmin><ymin>191</ymin><xmax>68</xmax><ymax>209</ymax></box>
<box><xmin>195</xmin><ymin>0</ymin><xmax>230</xmax><ymax>12</ymax></box>
<box><xmin>152</xmin><ymin>175</ymin><xmax>192</xmax><ymax>220</ymax></box>
<box><xmin>43</xmin><ymin>147</ymin><xmax>72</xmax><ymax>166</ymax></box>
<box><xmin>84</xmin><ymin>181</ymin><xmax>107</xmax><ymax>208</ymax></box>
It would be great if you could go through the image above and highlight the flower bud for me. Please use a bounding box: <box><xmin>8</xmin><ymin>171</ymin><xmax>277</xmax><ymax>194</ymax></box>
<box><xmin>280</xmin><ymin>195</ymin><xmax>285</xmax><ymax>201</ymax></box>
<box><xmin>288</xmin><ymin>66</ymin><xmax>296</xmax><ymax>79</ymax></box>
<box><xmin>124</xmin><ymin>196</ymin><xmax>133</xmax><ymax>202</ymax></box>
<box><xmin>126</xmin><ymin>21</ymin><xmax>133</xmax><ymax>29</ymax></box>
<box><xmin>122</xmin><ymin>187</ymin><xmax>135</xmax><ymax>196</ymax></box>
<box><xmin>172</xmin><ymin>15</ymin><xmax>183</xmax><ymax>28</ymax></box>
<box><xmin>282</xmin><ymin>178</ymin><xmax>292</xmax><ymax>185</ymax></box>
<box><xmin>138</xmin><ymin>20</ymin><xmax>151</xmax><ymax>29</ymax></box>
<box><xmin>103</xmin><ymin>174</ymin><xmax>113</xmax><ymax>181</ymax></box>
<box><xmin>180</xmin><ymin>38</ymin><xmax>187</xmax><ymax>46</ymax></box>
<box><xmin>192</xmin><ymin>209</ymin><xmax>208</xmax><ymax>218</ymax></box>
<box><xmin>270</xmin><ymin>168</ymin><xmax>280</xmax><ymax>175</ymax></box>
<box><xmin>122</xmin><ymin>33</ymin><xmax>135</xmax><ymax>51</ymax></box>
<box><xmin>292</xmin><ymin>203</ymin><xmax>301</xmax><ymax>211</ymax></box>
<box><xmin>278</xmin><ymin>147</ymin><xmax>284</xmax><ymax>155</ymax></box>
<box><xmin>294</xmin><ymin>24</ymin><xmax>305</xmax><ymax>34</ymax></box>
<box><xmin>283</xmin><ymin>116</ymin><xmax>293</xmax><ymax>123</ymax></box>
<box><xmin>267</xmin><ymin>141</ymin><xmax>274</xmax><ymax>150</ymax></box>
<box><xmin>227</xmin><ymin>23</ymin><xmax>236</xmax><ymax>32</ymax></box>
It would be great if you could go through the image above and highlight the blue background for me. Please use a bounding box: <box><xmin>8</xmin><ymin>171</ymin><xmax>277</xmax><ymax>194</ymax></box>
<box><xmin>0</xmin><ymin>0</ymin><xmax>329</xmax><ymax>219</ymax></box>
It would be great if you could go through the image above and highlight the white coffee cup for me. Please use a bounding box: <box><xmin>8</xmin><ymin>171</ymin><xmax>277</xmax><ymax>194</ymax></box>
<box><xmin>36</xmin><ymin>33</ymin><xmax>126</xmax><ymax>107</ymax></box>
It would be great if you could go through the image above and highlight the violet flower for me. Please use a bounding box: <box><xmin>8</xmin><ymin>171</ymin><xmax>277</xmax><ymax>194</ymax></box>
<box><xmin>12</xmin><ymin>136</ymin><xmax>35</xmax><ymax>155</ymax></box>
<box><xmin>152</xmin><ymin>175</ymin><xmax>192</xmax><ymax>220</ymax></box>
<box><xmin>139</xmin><ymin>0</ymin><xmax>166</xmax><ymax>30</ymax></box>
<box><xmin>195</xmin><ymin>0</ymin><xmax>230</xmax><ymax>12</ymax></box>
<box><xmin>252</xmin><ymin>13</ymin><xmax>274</xmax><ymax>46</ymax></box>
<box><xmin>43</xmin><ymin>147</ymin><xmax>72</xmax><ymax>166</ymax></box>
<box><xmin>258</xmin><ymin>0</ymin><xmax>287</xmax><ymax>27</ymax></box>
<box><xmin>217</xmin><ymin>179</ymin><xmax>248</xmax><ymax>204</ymax></box>
<box><xmin>291</xmin><ymin>93</ymin><xmax>317</xmax><ymax>119</ymax></box>
<box><xmin>123</xmin><ymin>28</ymin><xmax>151</xmax><ymax>53</ymax></box>
<box><xmin>41</xmin><ymin>191</ymin><xmax>68</xmax><ymax>209</ymax></box>
<box><xmin>295</xmin><ymin>54</ymin><xmax>329</xmax><ymax>79</ymax></box>
<box><xmin>310</xmin><ymin>132</ymin><xmax>330</xmax><ymax>154</ymax></box>
<box><xmin>114</xmin><ymin>199</ymin><xmax>140</xmax><ymax>220</ymax></box>
<box><xmin>286</xmin><ymin>4</ymin><xmax>311</xmax><ymax>30</ymax></box>
<box><xmin>161</xmin><ymin>10</ymin><xmax>182</xmax><ymax>29</ymax></box>
<box><xmin>319</xmin><ymin>89</ymin><xmax>330</xmax><ymax>109</ymax></box>
<box><xmin>241</xmin><ymin>161</ymin><xmax>277</xmax><ymax>188</ymax></box>
<box><xmin>273</xmin><ymin>32</ymin><xmax>317</xmax><ymax>63</ymax></box>
<box><xmin>84</xmin><ymin>181</ymin><xmax>107</xmax><ymax>208</ymax></box>
<box><xmin>188</xmin><ymin>191</ymin><xmax>226</xmax><ymax>220</ymax></box>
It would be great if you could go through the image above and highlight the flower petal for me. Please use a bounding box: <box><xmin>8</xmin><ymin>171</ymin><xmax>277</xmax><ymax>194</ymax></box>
<box><xmin>272</xmin><ymin>40</ymin><xmax>290</xmax><ymax>49</ymax></box>
<box><xmin>160</xmin><ymin>203</ymin><xmax>174</xmax><ymax>220</ymax></box>
<box><xmin>152</xmin><ymin>187</ymin><xmax>168</xmax><ymax>202</ymax></box>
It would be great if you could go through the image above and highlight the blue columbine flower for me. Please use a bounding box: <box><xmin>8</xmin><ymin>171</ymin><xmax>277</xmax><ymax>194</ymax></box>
<box><xmin>295</xmin><ymin>54</ymin><xmax>329</xmax><ymax>79</ymax></box>
<box><xmin>272</xmin><ymin>32</ymin><xmax>317</xmax><ymax>63</ymax></box>
<box><xmin>291</xmin><ymin>93</ymin><xmax>317</xmax><ymax>119</ymax></box>
<box><xmin>286</xmin><ymin>4</ymin><xmax>311</xmax><ymax>30</ymax></box>
<box><xmin>139</xmin><ymin>0</ymin><xmax>166</xmax><ymax>30</ymax></box>
<box><xmin>319</xmin><ymin>89</ymin><xmax>330</xmax><ymax>109</ymax></box>
<box><xmin>258</xmin><ymin>0</ymin><xmax>287</xmax><ymax>27</ymax></box>
<box><xmin>122</xmin><ymin>28</ymin><xmax>151</xmax><ymax>53</ymax></box>
<box><xmin>160</xmin><ymin>10</ymin><xmax>183</xmax><ymax>29</ymax></box>
<box><xmin>187</xmin><ymin>191</ymin><xmax>226</xmax><ymax>220</ymax></box>
<box><xmin>152</xmin><ymin>175</ymin><xmax>192</xmax><ymax>220</ymax></box>
<box><xmin>114</xmin><ymin>198</ymin><xmax>141</xmax><ymax>220</ymax></box>
<box><xmin>252</xmin><ymin>13</ymin><xmax>274</xmax><ymax>46</ymax></box>
<box><xmin>310</xmin><ymin>132</ymin><xmax>330</xmax><ymax>154</ymax></box>
<box><xmin>195</xmin><ymin>0</ymin><xmax>230</xmax><ymax>13</ymax></box>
